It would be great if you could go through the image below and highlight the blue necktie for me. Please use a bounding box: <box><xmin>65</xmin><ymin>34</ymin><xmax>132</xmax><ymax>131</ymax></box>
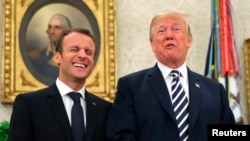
<box><xmin>68</xmin><ymin>92</ymin><xmax>85</xmax><ymax>141</ymax></box>
<box><xmin>170</xmin><ymin>70</ymin><xmax>189</xmax><ymax>141</ymax></box>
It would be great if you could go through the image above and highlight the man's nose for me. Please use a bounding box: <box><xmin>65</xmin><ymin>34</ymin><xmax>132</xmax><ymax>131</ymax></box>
<box><xmin>78</xmin><ymin>49</ymin><xmax>87</xmax><ymax>58</ymax></box>
<box><xmin>48</xmin><ymin>28</ymin><xmax>55</xmax><ymax>34</ymax></box>
<box><xmin>165</xmin><ymin>31</ymin><xmax>174</xmax><ymax>40</ymax></box>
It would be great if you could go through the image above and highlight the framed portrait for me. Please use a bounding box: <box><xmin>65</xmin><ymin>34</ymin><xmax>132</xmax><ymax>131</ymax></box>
<box><xmin>1</xmin><ymin>0</ymin><xmax>116</xmax><ymax>103</ymax></box>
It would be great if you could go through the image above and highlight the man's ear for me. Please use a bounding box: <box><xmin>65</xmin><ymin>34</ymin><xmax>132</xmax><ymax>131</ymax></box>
<box><xmin>150</xmin><ymin>39</ymin><xmax>156</xmax><ymax>52</ymax></box>
<box><xmin>187</xmin><ymin>36</ymin><xmax>192</xmax><ymax>49</ymax></box>
<box><xmin>53</xmin><ymin>52</ymin><xmax>61</xmax><ymax>65</ymax></box>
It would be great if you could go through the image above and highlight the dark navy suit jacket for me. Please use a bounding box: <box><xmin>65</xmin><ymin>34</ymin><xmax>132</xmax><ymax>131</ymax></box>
<box><xmin>107</xmin><ymin>64</ymin><xmax>235</xmax><ymax>141</ymax></box>
<box><xmin>8</xmin><ymin>83</ymin><xmax>111</xmax><ymax>141</ymax></box>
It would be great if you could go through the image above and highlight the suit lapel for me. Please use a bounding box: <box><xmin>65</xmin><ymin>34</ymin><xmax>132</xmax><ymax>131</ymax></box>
<box><xmin>187</xmin><ymin>69</ymin><xmax>203</xmax><ymax>133</ymax></box>
<box><xmin>147</xmin><ymin>66</ymin><xmax>204</xmax><ymax>134</ymax></box>
<box><xmin>46</xmin><ymin>84</ymin><xmax>73</xmax><ymax>141</ymax></box>
<box><xmin>85</xmin><ymin>91</ymin><xmax>97</xmax><ymax>141</ymax></box>
<box><xmin>147</xmin><ymin>65</ymin><xmax>176</xmax><ymax>121</ymax></box>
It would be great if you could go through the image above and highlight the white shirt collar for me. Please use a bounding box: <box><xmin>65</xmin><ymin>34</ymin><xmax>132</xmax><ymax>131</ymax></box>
<box><xmin>157</xmin><ymin>61</ymin><xmax>188</xmax><ymax>81</ymax></box>
<box><xmin>56</xmin><ymin>78</ymin><xmax>86</xmax><ymax>99</ymax></box>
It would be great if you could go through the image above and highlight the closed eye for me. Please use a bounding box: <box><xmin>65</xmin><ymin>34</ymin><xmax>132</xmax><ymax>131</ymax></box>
<box><xmin>85</xmin><ymin>49</ymin><xmax>93</xmax><ymax>56</ymax></box>
<box><xmin>70</xmin><ymin>47</ymin><xmax>79</xmax><ymax>52</ymax></box>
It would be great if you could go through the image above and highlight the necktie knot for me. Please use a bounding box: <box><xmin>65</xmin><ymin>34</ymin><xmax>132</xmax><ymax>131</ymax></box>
<box><xmin>170</xmin><ymin>70</ymin><xmax>181</xmax><ymax>78</ymax></box>
<box><xmin>68</xmin><ymin>92</ymin><xmax>81</xmax><ymax>103</ymax></box>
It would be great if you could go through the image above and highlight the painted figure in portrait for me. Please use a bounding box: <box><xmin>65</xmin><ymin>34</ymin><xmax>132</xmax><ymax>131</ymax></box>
<box><xmin>28</xmin><ymin>13</ymin><xmax>73</xmax><ymax>85</ymax></box>
<box><xmin>19</xmin><ymin>2</ymin><xmax>100</xmax><ymax>86</ymax></box>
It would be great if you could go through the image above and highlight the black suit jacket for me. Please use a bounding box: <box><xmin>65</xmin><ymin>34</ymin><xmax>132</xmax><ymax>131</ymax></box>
<box><xmin>107</xmin><ymin>64</ymin><xmax>235</xmax><ymax>141</ymax></box>
<box><xmin>8</xmin><ymin>83</ymin><xmax>112</xmax><ymax>141</ymax></box>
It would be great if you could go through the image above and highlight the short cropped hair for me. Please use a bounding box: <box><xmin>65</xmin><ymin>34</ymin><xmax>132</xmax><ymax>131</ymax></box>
<box><xmin>55</xmin><ymin>28</ymin><xmax>97</xmax><ymax>59</ymax></box>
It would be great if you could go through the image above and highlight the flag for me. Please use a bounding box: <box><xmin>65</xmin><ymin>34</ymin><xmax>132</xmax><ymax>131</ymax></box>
<box><xmin>204</xmin><ymin>0</ymin><xmax>243</xmax><ymax>124</ymax></box>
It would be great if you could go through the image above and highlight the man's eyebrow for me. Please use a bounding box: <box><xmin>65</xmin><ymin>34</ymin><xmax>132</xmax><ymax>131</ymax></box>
<box><xmin>157</xmin><ymin>23</ymin><xmax>180</xmax><ymax>28</ymax></box>
<box><xmin>47</xmin><ymin>24</ymin><xmax>62</xmax><ymax>27</ymax></box>
<box><xmin>54</xmin><ymin>25</ymin><xmax>62</xmax><ymax>28</ymax></box>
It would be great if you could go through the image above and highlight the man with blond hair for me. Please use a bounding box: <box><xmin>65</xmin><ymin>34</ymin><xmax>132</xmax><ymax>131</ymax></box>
<box><xmin>107</xmin><ymin>10</ymin><xmax>235</xmax><ymax>141</ymax></box>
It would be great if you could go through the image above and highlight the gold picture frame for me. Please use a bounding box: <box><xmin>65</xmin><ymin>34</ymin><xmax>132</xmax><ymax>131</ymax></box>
<box><xmin>244</xmin><ymin>38</ymin><xmax>250</xmax><ymax>123</ymax></box>
<box><xmin>1</xmin><ymin>0</ymin><xmax>116</xmax><ymax>103</ymax></box>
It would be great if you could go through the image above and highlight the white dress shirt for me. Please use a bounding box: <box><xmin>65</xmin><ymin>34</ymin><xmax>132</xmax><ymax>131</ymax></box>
<box><xmin>55</xmin><ymin>78</ymin><xmax>87</xmax><ymax>128</ymax></box>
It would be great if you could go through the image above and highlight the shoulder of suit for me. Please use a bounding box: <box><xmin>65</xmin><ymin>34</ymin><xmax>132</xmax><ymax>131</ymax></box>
<box><xmin>86</xmin><ymin>92</ymin><xmax>112</xmax><ymax>104</ymax></box>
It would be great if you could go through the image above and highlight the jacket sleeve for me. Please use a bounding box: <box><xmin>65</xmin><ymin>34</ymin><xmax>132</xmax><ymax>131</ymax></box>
<box><xmin>8</xmin><ymin>94</ymin><xmax>34</xmax><ymax>141</ymax></box>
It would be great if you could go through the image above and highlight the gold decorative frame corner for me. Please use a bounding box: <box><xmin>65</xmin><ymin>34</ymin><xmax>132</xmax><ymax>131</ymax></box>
<box><xmin>1</xmin><ymin>0</ymin><xmax>116</xmax><ymax>103</ymax></box>
<box><xmin>244</xmin><ymin>38</ymin><xmax>250</xmax><ymax>123</ymax></box>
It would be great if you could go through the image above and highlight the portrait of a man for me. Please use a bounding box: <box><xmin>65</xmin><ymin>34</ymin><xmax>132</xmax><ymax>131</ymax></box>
<box><xmin>1</xmin><ymin>0</ymin><xmax>115</xmax><ymax>103</ymax></box>
<box><xmin>19</xmin><ymin>2</ymin><xmax>100</xmax><ymax>86</ymax></box>
<box><xmin>28</xmin><ymin>13</ymin><xmax>73</xmax><ymax>84</ymax></box>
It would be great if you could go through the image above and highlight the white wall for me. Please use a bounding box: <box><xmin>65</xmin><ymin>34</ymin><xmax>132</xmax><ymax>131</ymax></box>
<box><xmin>0</xmin><ymin>0</ymin><xmax>249</xmax><ymax>124</ymax></box>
